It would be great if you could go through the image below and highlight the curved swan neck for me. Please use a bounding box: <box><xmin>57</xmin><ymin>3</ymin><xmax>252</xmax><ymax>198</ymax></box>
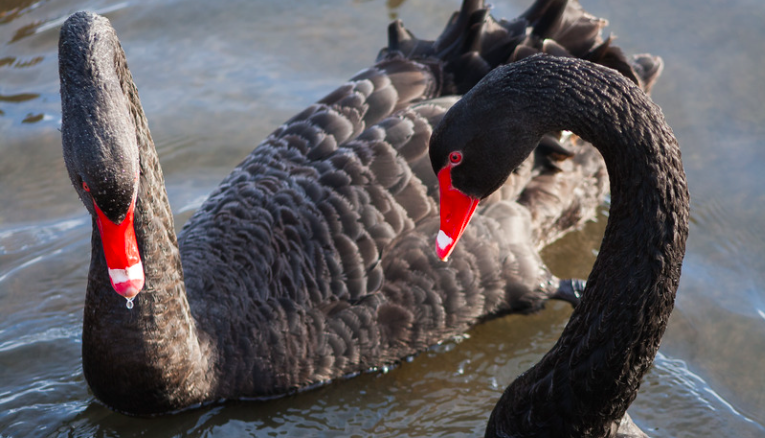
<box><xmin>484</xmin><ymin>56</ymin><xmax>690</xmax><ymax>437</ymax></box>
<box><xmin>60</xmin><ymin>12</ymin><xmax>210</xmax><ymax>414</ymax></box>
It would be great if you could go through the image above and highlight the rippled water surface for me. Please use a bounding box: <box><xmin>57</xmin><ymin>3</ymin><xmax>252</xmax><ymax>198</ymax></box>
<box><xmin>2</xmin><ymin>0</ymin><xmax>764</xmax><ymax>436</ymax></box>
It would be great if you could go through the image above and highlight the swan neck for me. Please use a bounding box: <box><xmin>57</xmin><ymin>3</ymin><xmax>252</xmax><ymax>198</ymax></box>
<box><xmin>486</xmin><ymin>56</ymin><xmax>690</xmax><ymax>437</ymax></box>
<box><xmin>80</xmin><ymin>64</ymin><xmax>211</xmax><ymax>414</ymax></box>
<box><xmin>60</xmin><ymin>13</ymin><xmax>210</xmax><ymax>414</ymax></box>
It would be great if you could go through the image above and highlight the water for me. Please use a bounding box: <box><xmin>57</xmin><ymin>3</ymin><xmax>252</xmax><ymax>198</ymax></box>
<box><xmin>2</xmin><ymin>0</ymin><xmax>764</xmax><ymax>436</ymax></box>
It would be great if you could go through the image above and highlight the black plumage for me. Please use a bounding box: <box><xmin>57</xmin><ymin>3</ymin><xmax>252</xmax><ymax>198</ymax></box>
<box><xmin>429</xmin><ymin>55</ymin><xmax>688</xmax><ymax>437</ymax></box>
<box><xmin>60</xmin><ymin>0</ymin><xmax>659</xmax><ymax>415</ymax></box>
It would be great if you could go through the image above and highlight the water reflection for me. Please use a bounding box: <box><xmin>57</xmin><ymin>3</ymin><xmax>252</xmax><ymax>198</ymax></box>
<box><xmin>0</xmin><ymin>92</ymin><xmax>39</xmax><ymax>102</ymax></box>
<box><xmin>0</xmin><ymin>0</ymin><xmax>43</xmax><ymax>25</ymax></box>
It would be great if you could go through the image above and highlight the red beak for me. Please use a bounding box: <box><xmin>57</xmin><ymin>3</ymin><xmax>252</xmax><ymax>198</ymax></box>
<box><xmin>436</xmin><ymin>166</ymin><xmax>479</xmax><ymax>261</ymax></box>
<box><xmin>92</xmin><ymin>198</ymin><xmax>144</xmax><ymax>299</ymax></box>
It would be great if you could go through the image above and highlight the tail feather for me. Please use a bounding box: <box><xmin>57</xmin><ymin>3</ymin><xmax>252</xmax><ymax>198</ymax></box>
<box><xmin>630</xmin><ymin>53</ymin><xmax>664</xmax><ymax>94</ymax></box>
<box><xmin>584</xmin><ymin>37</ymin><xmax>642</xmax><ymax>87</ymax></box>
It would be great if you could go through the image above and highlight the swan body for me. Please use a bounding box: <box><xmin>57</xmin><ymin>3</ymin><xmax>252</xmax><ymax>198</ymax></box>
<box><xmin>429</xmin><ymin>56</ymin><xmax>689</xmax><ymax>437</ymax></box>
<box><xmin>60</xmin><ymin>0</ymin><xmax>659</xmax><ymax>415</ymax></box>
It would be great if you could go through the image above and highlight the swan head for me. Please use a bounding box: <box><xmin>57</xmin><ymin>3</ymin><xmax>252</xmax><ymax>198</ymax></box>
<box><xmin>60</xmin><ymin>12</ymin><xmax>144</xmax><ymax>299</ymax></box>
<box><xmin>429</xmin><ymin>66</ymin><xmax>542</xmax><ymax>260</ymax></box>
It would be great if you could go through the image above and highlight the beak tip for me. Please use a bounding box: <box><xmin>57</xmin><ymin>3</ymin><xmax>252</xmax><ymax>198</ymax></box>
<box><xmin>436</xmin><ymin>230</ymin><xmax>454</xmax><ymax>262</ymax></box>
<box><xmin>436</xmin><ymin>247</ymin><xmax>449</xmax><ymax>262</ymax></box>
<box><xmin>113</xmin><ymin>278</ymin><xmax>144</xmax><ymax>299</ymax></box>
<box><xmin>109</xmin><ymin>261</ymin><xmax>145</xmax><ymax>299</ymax></box>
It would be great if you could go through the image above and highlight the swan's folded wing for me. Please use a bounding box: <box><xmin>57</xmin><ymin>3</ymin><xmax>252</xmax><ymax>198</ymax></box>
<box><xmin>519</xmin><ymin>136</ymin><xmax>608</xmax><ymax>249</ymax></box>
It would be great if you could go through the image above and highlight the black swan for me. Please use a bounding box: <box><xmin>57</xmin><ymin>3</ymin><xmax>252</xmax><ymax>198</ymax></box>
<box><xmin>429</xmin><ymin>55</ymin><xmax>689</xmax><ymax>437</ymax></box>
<box><xmin>59</xmin><ymin>0</ymin><xmax>660</xmax><ymax>415</ymax></box>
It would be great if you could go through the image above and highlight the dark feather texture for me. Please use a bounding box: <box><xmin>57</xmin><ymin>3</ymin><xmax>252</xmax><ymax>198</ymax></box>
<box><xmin>60</xmin><ymin>0</ymin><xmax>659</xmax><ymax>415</ymax></box>
<box><xmin>429</xmin><ymin>55</ymin><xmax>688</xmax><ymax>437</ymax></box>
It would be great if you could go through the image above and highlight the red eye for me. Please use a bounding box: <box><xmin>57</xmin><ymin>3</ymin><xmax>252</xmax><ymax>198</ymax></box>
<box><xmin>449</xmin><ymin>151</ymin><xmax>462</xmax><ymax>164</ymax></box>
<box><xmin>82</xmin><ymin>182</ymin><xmax>90</xmax><ymax>192</ymax></box>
